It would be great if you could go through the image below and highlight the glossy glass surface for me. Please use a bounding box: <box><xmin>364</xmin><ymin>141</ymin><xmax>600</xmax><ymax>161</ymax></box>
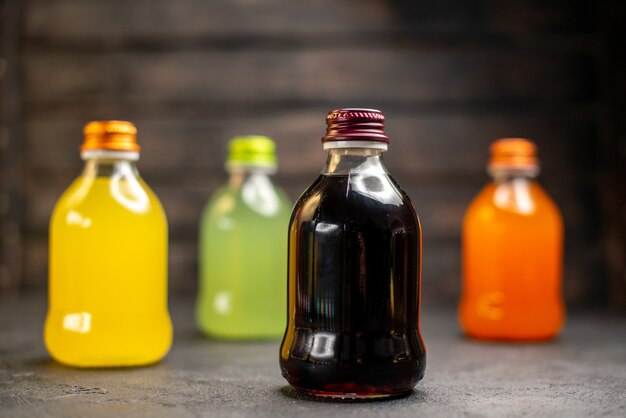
<box><xmin>45</xmin><ymin>158</ymin><xmax>172</xmax><ymax>367</ymax></box>
<box><xmin>280</xmin><ymin>149</ymin><xmax>426</xmax><ymax>398</ymax></box>
<box><xmin>459</xmin><ymin>176</ymin><xmax>565</xmax><ymax>340</ymax></box>
<box><xmin>197</xmin><ymin>170</ymin><xmax>292</xmax><ymax>339</ymax></box>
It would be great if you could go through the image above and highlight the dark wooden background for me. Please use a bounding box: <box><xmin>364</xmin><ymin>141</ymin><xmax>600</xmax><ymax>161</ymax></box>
<box><xmin>1</xmin><ymin>0</ymin><xmax>624</xmax><ymax>307</ymax></box>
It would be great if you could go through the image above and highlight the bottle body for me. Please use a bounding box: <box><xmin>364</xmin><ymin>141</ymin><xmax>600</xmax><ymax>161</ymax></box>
<box><xmin>45</xmin><ymin>154</ymin><xmax>172</xmax><ymax>367</ymax></box>
<box><xmin>280</xmin><ymin>148</ymin><xmax>426</xmax><ymax>398</ymax></box>
<box><xmin>196</xmin><ymin>170</ymin><xmax>291</xmax><ymax>338</ymax></box>
<box><xmin>459</xmin><ymin>178</ymin><xmax>565</xmax><ymax>340</ymax></box>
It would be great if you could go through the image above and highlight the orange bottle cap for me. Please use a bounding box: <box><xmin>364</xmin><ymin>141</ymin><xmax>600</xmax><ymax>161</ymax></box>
<box><xmin>489</xmin><ymin>138</ymin><xmax>538</xmax><ymax>169</ymax></box>
<box><xmin>81</xmin><ymin>120</ymin><xmax>140</xmax><ymax>152</ymax></box>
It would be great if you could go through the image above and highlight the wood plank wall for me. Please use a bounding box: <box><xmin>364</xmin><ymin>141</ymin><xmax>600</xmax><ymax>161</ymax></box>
<box><xmin>0</xmin><ymin>0</ymin><xmax>24</xmax><ymax>293</ymax></box>
<box><xmin>7</xmin><ymin>0</ymin><xmax>624</xmax><ymax>306</ymax></box>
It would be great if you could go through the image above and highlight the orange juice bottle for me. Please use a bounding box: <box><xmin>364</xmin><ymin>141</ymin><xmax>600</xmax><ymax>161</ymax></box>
<box><xmin>459</xmin><ymin>138</ymin><xmax>565</xmax><ymax>340</ymax></box>
<box><xmin>44</xmin><ymin>121</ymin><xmax>172</xmax><ymax>367</ymax></box>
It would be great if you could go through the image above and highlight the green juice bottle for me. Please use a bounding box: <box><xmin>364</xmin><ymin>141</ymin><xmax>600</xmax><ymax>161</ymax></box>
<box><xmin>196</xmin><ymin>136</ymin><xmax>292</xmax><ymax>339</ymax></box>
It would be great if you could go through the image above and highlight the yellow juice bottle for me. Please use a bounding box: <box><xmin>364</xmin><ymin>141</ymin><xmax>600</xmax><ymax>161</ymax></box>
<box><xmin>44</xmin><ymin>120</ymin><xmax>172</xmax><ymax>367</ymax></box>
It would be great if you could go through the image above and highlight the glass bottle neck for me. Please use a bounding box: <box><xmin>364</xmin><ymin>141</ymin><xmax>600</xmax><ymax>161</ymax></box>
<box><xmin>81</xmin><ymin>156</ymin><xmax>140</xmax><ymax>179</ymax></box>
<box><xmin>226</xmin><ymin>165</ymin><xmax>276</xmax><ymax>188</ymax></box>
<box><xmin>489</xmin><ymin>168</ymin><xmax>538</xmax><ymax>185</ymax></box>
<box><xmin>489</xmin><ymin>170</ymin><xmax>540</xmax><ymax>214</ymax></box>
<box><xmin>322</xmin><ymin>147</ymin><xmax>388</xmax><ymax>175</ymax></box>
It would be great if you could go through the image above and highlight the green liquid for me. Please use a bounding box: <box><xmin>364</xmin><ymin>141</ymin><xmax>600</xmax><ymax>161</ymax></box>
<box><xmin>196</xmin><ymin>172</ymin><xmax>291</xmax><ymax>339</ymax></box>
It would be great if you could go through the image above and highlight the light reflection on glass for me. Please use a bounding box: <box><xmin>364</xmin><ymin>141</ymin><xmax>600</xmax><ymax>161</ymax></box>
<box><xmin>512</xmin><ymin>178</ymin><xmax>535</xmax><ymax>214</ymax></box>
<box><xmin>242</xmin><ymin>173</ymin><xmax>279</xmax><ymax>216</ymax></box>
<box><xmin>477</xmin><ymin>292</ymin><xmax>505</xmax><ymax>320</ymax></box>
<box><xmin>217</xmin><ymin>217</ymin><xmax>234</xmax><ymax>230</ymax></box>
<box><xmin>350</xmin><ymin>175</ymin><xmax>402</xmax><ymax>206</ymax></box>
<box><xmin>213</xmin><ymin>291</ymin><xmax>232</xmax><ymax>315</ymax></box>
<box><xmin>65</xmin><ymin>210</ymin><xmax>92</xmax><ymax>228</ymax></box>
<box><xmin>216</xmin><ymin>194</ymin><xmax>235</xmax><ymax>213</ymax></box>
<box><xmin>110</xmin><ymin>173</ymin><xmax>149</xmax><ymax>213</ymax></box>
<box><xmin>493</xmin><ymin>179</ymin><xmax>535</xmax><ymax>215</ymax></box>
<box><xmin>62</xmin><ymin>312</ymin><xmax>92</xmax><ymax>333</ymax></box>
<box><xmin>299</xmin><ymin>192</ymin><xmax>321</xmax><ymax>220</ymax></box>
<box><xmin>315</xmin><ymin>297</ymin><xmax>335</xmax><ymax>326</ymax></box>
<box><xmin>389</xmin><ymin>276</ymin><xmax>395</xmax><ymax>317</ymax></box>
<box><xmin>312</xmin><ymin>222</ymin><xmax>340</xmax><ymax>326</ymax></box>
<box><xmin>309</xmin><ymin>332</ymin><xmax>336</xmax><ymax>360</ymax></box>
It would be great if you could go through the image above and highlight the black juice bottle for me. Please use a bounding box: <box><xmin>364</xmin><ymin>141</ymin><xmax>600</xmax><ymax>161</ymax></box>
<box><xmin>280</xmin><ymin>108</ymin><xmax>426</xmax><ymax>399</ymax></box>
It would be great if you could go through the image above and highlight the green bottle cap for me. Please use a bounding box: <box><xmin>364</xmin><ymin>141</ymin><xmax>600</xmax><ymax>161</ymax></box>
<box><xmin>226</xmin><ymin>135</ymin><xmax>278</xmax><ymax>168</ymax></box>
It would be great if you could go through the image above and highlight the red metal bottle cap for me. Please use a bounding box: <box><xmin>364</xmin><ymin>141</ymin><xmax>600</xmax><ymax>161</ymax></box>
<box><xmin>322</xmin><ymin>108</ymin><xmax>389</xmax><ymax>143</ymax></box>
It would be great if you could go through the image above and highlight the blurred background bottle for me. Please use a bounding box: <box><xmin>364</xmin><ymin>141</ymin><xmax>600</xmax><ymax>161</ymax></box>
<box><xmin>196</xmin><ymin>136</ymin><xmax>291</xmax><ymax>339</ymax></box>
<box><xmin>45</xmin><ymin>121</ymin><xmax>172</xmax><ymax>367</ymax></box>
<box><xmin>459</xmin><ymin>138</ymin><xmax>565</xmax><ymax>340</ymax></box>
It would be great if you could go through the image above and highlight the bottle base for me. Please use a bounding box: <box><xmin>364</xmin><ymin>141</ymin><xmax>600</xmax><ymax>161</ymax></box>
<box><xmin>463</xmin><ymin>331</ymin><xmax>560</xmax><ymax>343</ymax></box>
<box><xmin>51</xmin><ymin>359</ymin><xmax>163</xmax><ymax>369</ymax></box>
<box><xmin>299</xmin><ymin>388</ymin><xmax>411</xmax><ymax>400</ymax></box>
<box><xmin>281</xmin><ymin>356</ymin><xmax>424</xmax><ymax>402</ymax></box>
<box><xmin>47</xmin><ymin>344</ymin><xmax>171</xmax><ymax>368</ymax></box>
<box><xmin>198</xmin><ymin>327</ymin><xmax>284</xmax><ymax>341</ymax></box>
<box><xmin>45</xmin><ymin>310</ymin><xmax>173</xmax><ymax>368</ymax></box>
<box><xmin>459</xmin><ymin>308</ymin><xmax>564</xmax><ymax>342</ymax></box>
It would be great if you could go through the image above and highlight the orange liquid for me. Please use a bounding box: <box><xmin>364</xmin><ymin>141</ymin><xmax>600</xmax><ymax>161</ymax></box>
<box><xmin>459</xmin><ymin>178</ymin><xmax>565</xmax><ymax>340</ymax></box>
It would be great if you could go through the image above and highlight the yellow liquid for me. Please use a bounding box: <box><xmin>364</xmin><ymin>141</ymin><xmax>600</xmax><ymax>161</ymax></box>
<box><xmin>45</xmin><ymin>172</ymin><xmax>172</xmax><ymax>367</ymax></box>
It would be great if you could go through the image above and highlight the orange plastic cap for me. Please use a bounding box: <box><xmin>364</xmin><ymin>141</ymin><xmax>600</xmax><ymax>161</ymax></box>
<box><xmin>81</xmin><ymin>120</ymin><xmax>140</xmax><ymax>152</ymax></box>
<box><xmin>489</xmin><ymin>138</ymin><xmax>538</xmax><ymax>169</ymax></box>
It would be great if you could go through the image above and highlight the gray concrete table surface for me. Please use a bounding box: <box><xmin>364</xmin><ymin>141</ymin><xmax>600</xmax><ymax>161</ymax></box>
<box><xmin>0</xmin><ymin>294</ymin><xmax>625</xmax><ymax>418</ymax></box>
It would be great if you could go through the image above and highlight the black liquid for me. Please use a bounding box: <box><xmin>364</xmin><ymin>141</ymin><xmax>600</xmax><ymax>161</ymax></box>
<box><xmin>280</xmin><ymin>173</ymin><xmax>426</xmax><ymax>397</ymax></box>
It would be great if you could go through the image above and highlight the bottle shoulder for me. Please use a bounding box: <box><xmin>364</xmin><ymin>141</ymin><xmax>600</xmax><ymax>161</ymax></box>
<box><xmin>203</xmin><ymin>179</ymin><xmax>292</xmax><ymax>221</ymax></box>
<box><xmin>292</xmin><ymin>174</ymin><xmax>419</xmax><ymax>228</ymax></box>
<box><xmin>299</xmin><ymin>173</ymin><xmax>412</xmax><ymax>201</ymax></box>
<box><xmin>465</xmin><ymin>180</ymin><xmax>562</xmax><ymax>225</ymax></box>
<box><xmin>52</xmin><ymin>175</ymin><xmax>165</xmax><ymax>221</ymax></box>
